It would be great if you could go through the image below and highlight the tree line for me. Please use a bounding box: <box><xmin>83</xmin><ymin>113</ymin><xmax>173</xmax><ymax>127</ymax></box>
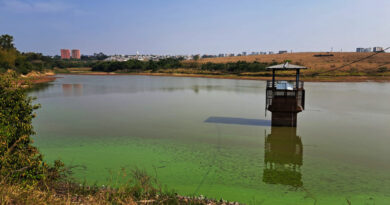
<box><xmin>199</xmin><ymin>61</ymin><xmax>274</xmax><ymax>73</ymax></box>
<box><xmin>0</xmin><ymin>34</ymin><xmax>94</xmax><ymax>74</ymax></box>
<box><xmin>1</xmin><ymin>34</ymin><xmax>277</xmax><ymax>75</ymax></box>
<box><xmin>91</xmin><ymin>57</ymin><xmax>183</xmax><ymax>72</ymax></box>
<box><xmin>91</xmin><ymin>59</ymin><xmax>276</xmax><ymax>73</ymax></box>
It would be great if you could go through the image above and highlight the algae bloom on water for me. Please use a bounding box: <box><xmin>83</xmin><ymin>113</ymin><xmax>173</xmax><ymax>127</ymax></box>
<box><xmin>31</xmin><ymin>75</ymin><xmax>390</xmax><ymax>204</ymax></box>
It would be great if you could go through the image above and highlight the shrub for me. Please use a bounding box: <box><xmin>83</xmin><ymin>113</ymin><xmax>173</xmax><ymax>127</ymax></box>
<box><xmin>0</xmin><ymin>72</ymin><xmax>64</xmax><ymax>184</ymax></box>
<box><xmin>378</xmin><ymin>66</ymin><xmax>388</xmax><ymax>73</ymax></box>
<box><xmin>200</xmin><ymin>61</ymin><xmax>268</xmax><ymax>73</ymax></box>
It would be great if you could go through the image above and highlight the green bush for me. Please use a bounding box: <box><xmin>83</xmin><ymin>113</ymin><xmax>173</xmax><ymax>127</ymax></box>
<box><xmin>0</xmin><ymin>72</ymin><xmax>64</xmax><ymax>183</ymax></box>
<box><xmin>201</xmin><ymin>61</ymin><xmax>268</xmax><ymax>73</ymax></box>
<box><xmin>91</xmin><ymin>58</ymin><xmax>183</xmax><ymax>72</ymax></box>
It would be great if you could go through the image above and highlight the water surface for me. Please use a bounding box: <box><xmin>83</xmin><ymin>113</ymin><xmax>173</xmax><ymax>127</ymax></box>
<box><xmin>31</xmin><ymin>75</ymin><xmax>390</xmax><ymax>204</ymax></box>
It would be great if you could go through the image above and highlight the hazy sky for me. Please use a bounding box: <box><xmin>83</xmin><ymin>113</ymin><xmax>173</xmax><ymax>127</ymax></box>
<box><xmin>1</xmin><ymin>0</ymin><xmax>389</xmax><ymax>55</ymax></box>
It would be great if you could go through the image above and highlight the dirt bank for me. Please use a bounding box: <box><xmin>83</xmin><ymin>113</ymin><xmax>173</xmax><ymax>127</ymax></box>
<box><xmin>19</xmin><ymin>71</ymin><xmax>58</xmax><ymax>85</ymax></box>
<box><xmin>59</xmin><ymin>71</ymin><xmax>390</xmax><ymax>82</ymax></box>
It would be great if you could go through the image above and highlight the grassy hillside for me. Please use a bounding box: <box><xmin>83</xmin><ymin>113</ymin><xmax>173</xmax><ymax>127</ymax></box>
<box><xmin>59</xmin><ymin>52</ymin><xmax>390</xmax><ymax>82</ymax></box>
<box><xmin>195</xmin><ymin>52</ymin><xmax>390</xmax><ymax>74</ymax></box>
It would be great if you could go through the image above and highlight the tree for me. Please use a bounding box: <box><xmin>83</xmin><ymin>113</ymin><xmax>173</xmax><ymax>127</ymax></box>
<box><xmin>0</xmin><ymin>48</ymin><xmax>18</xmax><ymax>70</ymax></box>
<box><xmin>148</xmin><ymin>60</ymin><xmax>158</xmax><ymax>72</ymax></box>
<box><xmin>0</xmin><ymin>34</ymin><xmax>15</xmax><ymax>49</ymax></box>
<box><xmin>193</xmin><ymin>55</ymin><xmax>200</xmax><ymax>61</ymax></box>
<box><xmin>94</xmin><ymin>52</ymin><xmax>108</xmax><ymax>60</ymax></box>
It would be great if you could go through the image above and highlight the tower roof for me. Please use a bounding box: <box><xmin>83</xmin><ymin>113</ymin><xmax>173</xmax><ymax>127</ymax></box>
<box><xmin>267</xmin><ymin>62</ymin><xmax>307</xmax><ymax>70</ymax></box>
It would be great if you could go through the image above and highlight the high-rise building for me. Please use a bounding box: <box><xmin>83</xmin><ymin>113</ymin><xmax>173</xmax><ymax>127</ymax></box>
<box><xmin>60</xmin><ymin>49</ymin><xmax>71</xmax><ymax>59</ymax></box>
<box><xmin>71</xmin><ymin>49</ymin><xmax>81</xmax><ymax>59</ymax></box>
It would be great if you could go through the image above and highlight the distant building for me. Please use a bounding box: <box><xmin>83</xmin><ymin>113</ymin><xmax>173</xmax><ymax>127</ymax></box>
<box><xmin>242</xmin><ymin>52</ymin><xmax>247</xmax><ymax>56</ymax></box>
<box><xmin>373</xmin><ymin>47</ymin><xmax>384</xmax><ymax>52</ymax></box>
<box><xmin>364</xmin><ymin>48</ymin><xmax>372</xmax><ymax>52</ymax></box>
<box><xmin>356</xmin><ymin>48</ymin><xmax>365</xmax><ymax>52</ymax></box>
<box><xmin>278</xmin><ymin>50</ymin><xmax>288</xmax><ymax>54</ymax></box>
<box><xmin>269</xmin><ymin>51</ymin><xmax>274</xmax><ymax>55</ymax></box>
<box><xmin>71</xmin><ymin>49</ymin><xmax>81</xmax><ymax>59</ymax></box>
<box><xmin>60</xmin><ymin>49</ymin><xmax>71</xmax><ymax>59</ymax></box>
<box><xmin>201</xmin><ymin>54</ymin><xmax>217</xmax><ymax>58</ymax></box>
<box><xmin>357</xmin><ymin>47</ymin><xmax>373</xmax><ymax>53</ymax></box>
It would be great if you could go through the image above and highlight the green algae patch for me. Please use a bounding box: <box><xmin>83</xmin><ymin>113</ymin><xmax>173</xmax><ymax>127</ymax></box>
<box><xmin>31</xmin><ymin>75</ymin><xmax>390</xmax><ymax>204</ymax></box>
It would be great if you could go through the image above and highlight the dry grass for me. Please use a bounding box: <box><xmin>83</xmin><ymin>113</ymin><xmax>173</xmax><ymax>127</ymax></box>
<box><xmin>67</xmin><ymin>67</ymin><xmax>92</xmax><ymax>72</ymax></box>
<box><xmin>54</xmin><ymin>52</ymin><xmax>390</xmax><ymax>81</ymax></box>
<box><xmin>0</xmin><ymin>181</ymin><xmax>239</xmax><ymax>205</ymax></box>
<box><xmin>193</xmin><ymin>52</ymin><xmax>390</xmax><ymax>74</ymax></box>
<box><xmin>0</xmin><ymin>168</ymin><xmax>239</xmax><ymax>205</ymax></box>
<box><xmin>0</xmin><ymin>182</ymin><xmax>139</xmax><ymax>205</ymax></box>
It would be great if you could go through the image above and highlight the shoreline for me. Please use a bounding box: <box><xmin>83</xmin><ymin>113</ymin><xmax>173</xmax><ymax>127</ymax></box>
<box><xmin>30</xmin><ymin>75</ymin><xmax>58</xmax><ymax>84</ymax></box>
<box><xmin>57</xmin><ymin>71</ymin><xmax>390</xmax><ymax>83</ymax></box>
<box><xmin>19</xmin><ymin>72</ymin><xmax>58</xmax><ymax>86</ymax></box>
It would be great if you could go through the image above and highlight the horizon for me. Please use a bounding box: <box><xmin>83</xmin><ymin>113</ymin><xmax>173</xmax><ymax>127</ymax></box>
<box><xmin>22</xmin><ymin>50</ymin><xmax>390</xmax><ymax>58</ymax></box>
<box><xmin>1</xmin><ymin>0</ymin><xmax>389</xmax><ymax>55</ymax></box>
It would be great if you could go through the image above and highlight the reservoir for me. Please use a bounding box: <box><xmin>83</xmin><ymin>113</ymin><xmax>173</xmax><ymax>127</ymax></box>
<box><xmin>31</xmin><ymin>75</ymin><xmax>390</xmax><ymax>204</ymax></box>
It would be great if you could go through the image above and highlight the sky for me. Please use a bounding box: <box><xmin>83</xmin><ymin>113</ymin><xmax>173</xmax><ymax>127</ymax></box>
<box><xmin>0</xmin><ymin>0</ymin><xmax>389</xmax><ymax>55</ymax></box>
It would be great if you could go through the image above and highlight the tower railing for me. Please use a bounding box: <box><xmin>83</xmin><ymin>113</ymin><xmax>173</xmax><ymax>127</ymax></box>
<box><xmin>266</xmin><ymin>80</ymin><xmax>304</xmax><ymax>90</ymax></box>
<box><xmin>266</xmin><ymin>80</ymin><xmax>305</xmax><ymax>110</ymax></box>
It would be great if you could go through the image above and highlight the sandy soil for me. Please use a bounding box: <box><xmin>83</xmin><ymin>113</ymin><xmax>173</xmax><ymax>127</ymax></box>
<box><xmin>18</xmin><ymin>71</ymin><xmax>58</xmax><ymax>85</ymax></box>
<box><xmin>30</xmin><ymin>76</ymin><xmax>58</xmax><ymax>84</ymax></box>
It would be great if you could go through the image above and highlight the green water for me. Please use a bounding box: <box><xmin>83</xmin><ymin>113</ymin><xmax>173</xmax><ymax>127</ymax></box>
<box><xmin>31</xmin><ymin>75</ymin><xmax>390</xmax><ymax>204</ymax></box>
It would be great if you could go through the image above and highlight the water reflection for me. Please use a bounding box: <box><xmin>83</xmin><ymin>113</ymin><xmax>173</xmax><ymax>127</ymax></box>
<box><xmin>62</xmin><ymin>84</ymin><xmax>83</xmax><ymax>96</ymax></box>
<box><xmin>31</xmin><ymin>75</ymin><xmax>267</xmax><ymax>99</ymax></box>
<box><xmin>26</xmin><ymin>82</ymin><xmax>52</xmax><ymax>93</ymax></box>
<box><xmin>160</xmin><ymin>85</ymin><xmax>246</xmax><ymax>94</ymax></box>
<box><xmin>263</xmin><ymin>127</ymin><xmax>303</xmax><ymax>187</ymax></box>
